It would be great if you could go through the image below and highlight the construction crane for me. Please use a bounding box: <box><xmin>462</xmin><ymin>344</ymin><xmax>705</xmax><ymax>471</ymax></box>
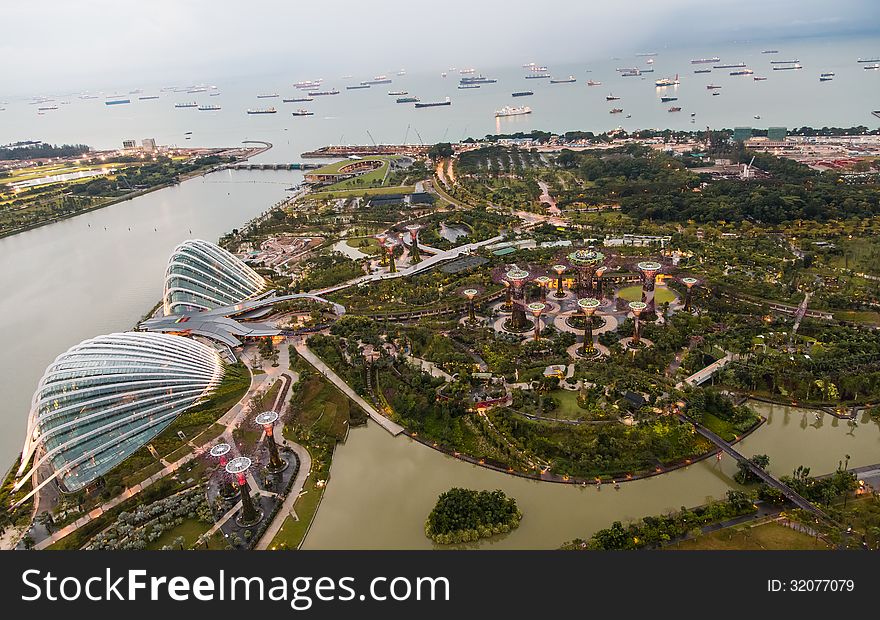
<box><xmin>413</xmin><ymin>127</ymin><xmax>424</xmax><ymax>146</ymax></box>
<box><xmin>366</xmin><ymin>130</ymin><xmax>377</xmax><ymax>147</ymax></box>
<box><xmin>741</xmin><ymin>155</ymin><xmax>756</xmax><ymax>179</ymax></box>
<box><xmin>403</xmin><ymin>123</ymin><xmax>410</xmax><ymax>145</ymax></box>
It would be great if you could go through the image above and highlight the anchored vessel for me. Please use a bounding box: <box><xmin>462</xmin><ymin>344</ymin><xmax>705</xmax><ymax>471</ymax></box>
<box><xmin>197</xmin><ymin>105</ymin><xmax>220</xmax><ymax>111</ymax></box>
<box><xmin>655</xmin><ymin>74</ymin><xmax>679</xmax><ymax>86</ymax></box>
<box><xmin>291</xmin><ymin>109</ymin><xmax>313</xmax><ymax>116</ymax></box>
<box><xmin>105</xmin><ymin>98</ymin><xmax>131</xmax><ymax>105</ymax></box>
<box><xmin>511</xmin><ymin>91</ymin><xmax>534</xmax><ymax>97</ymax></box>
<box><xmin>550</xmin><ymin>76</ymin><xmax>576</xmax><ymax>83</ymax></box>
<box><xmin>283</xmin><ymin>97</ymin><xmax>313</xmax><ymax>102</ymax></box>
<box><xmin>691</xmin><ymin>57</ymin><xmax>720</xmax><ymax>64</ymax></box>
<box><xmin>396</xmin><ymin>96</ymin><xmax>420</xmax><ymax>103</ymax></box>
<box><xmin>308</xmin><ymin>89</ymin><xmax>340</xmax><ymax>96</ymax></box>
<box><xmin>174</xmin><ymin>102</ymin><xmax>197</xmax><ymax>108</ymax></box>
<box><xmin>495</xmin><ymin>105</ymin><xmax>532</xmax><ymax>117</ymax></box>
<box><xmin>247</xmin><ymin>107</ymin><xmax>277</xmax><ymax>114</ymax></box>
<box><xmin>415</xmin><ymin>97</ymin><xmax>451</xmax><ymax>108</ymax></box>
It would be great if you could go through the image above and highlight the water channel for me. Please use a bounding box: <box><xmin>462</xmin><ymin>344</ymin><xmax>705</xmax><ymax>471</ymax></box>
<box><xmin>303</xmin><ymin>403</ymin><xmax>880</xmax><ymax>549</ymax></box>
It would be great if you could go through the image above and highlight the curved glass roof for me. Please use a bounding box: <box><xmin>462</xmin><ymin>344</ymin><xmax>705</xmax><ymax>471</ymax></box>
<box><xmin>17</xmin><ymin>332</ymin><xmax>224</xmax><ymax>496</ymax></box>
<box><xmin>163</xmin><ymin>239</ymin><xmax>266</xmax><ymax>315</ymax></box>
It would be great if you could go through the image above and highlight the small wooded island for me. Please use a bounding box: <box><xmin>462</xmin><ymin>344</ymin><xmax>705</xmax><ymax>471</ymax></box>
<box><xmin>425</xmin><ymin>488</ymin><xmax>523</xmax><ymax>545</ymax></box>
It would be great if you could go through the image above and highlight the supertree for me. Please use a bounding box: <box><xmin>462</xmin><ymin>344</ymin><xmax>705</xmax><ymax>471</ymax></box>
<box><xmin>534</xmin><ymin>275</ymin><xmax>553</xmax><ymax>301</ymax></box>
<box><xmin>406</xmin><ymin>224</ymin><xmax>421</xmax><ymax>263</ymax></box>
<box><xmin>567</xmin><ymin>249</ymin><xmax>606</xmax><ymax>296</ymax></box>
<box><xmin>255</xmin><ymin>411</ymin><xmax>287</xmax><ymax>473</ymax></box>
<box><xmin>681</xmin><ymin>277</ymin><xmax>699</xmax><ymax>311</ymax></box>
<box><xmin>209</xmin><ymin>443</ymin><xmax>238</xmax><ymax>499</ymax></box>
<box><xmin>506</xmin><ymin>268</ymin><xmax>531</xmax><ymax>331</ymax></box>
<box><xmin>528</xmin><ymin>302</ymin><xmax>545</xmax><ymax>341</ymax></box>
<box><xmin>225</xmin><ymin>456</ymin><xmax>262</xmax><ymax>526</ymax></box>
<box><xmin>552</xmin><ymin>264</ymin><xmax>567</xmax><ymax>298</ymax></box>
<box><xmin>385</xmin><ymin>240</ymin><xmax>398</xmax><ymax>273</ymax></box>
<box><xmin>577</xmin><ymin>298</ymin><xmax>601</xmax><ymax>356</ymax></box>
<box><xmin>463</xmin><ymin>288</ymin><xmax>479</xmax><ymax>322</ymax></box>
<box><xmin>628</xmin><ymin>301</ymin><xmax>647</xmax><ymax>347</ymax></box>
<box><xmin>637</xmin><ymin>261</ymin><xmax>663</xmax><ymax>316</ymax></box>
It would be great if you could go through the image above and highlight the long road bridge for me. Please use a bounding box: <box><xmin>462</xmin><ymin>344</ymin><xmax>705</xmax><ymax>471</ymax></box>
<box><xmin>676</xmin><ymin>412</ymin><xmax>830</xmax><ymax>522</ymax></box>
<box><xmin>224</xmin><ymin>162</ymin><xmax>324</xmax><ymax>171</ymax></box>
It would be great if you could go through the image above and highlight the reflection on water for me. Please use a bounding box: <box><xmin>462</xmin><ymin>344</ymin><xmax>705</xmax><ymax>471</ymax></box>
<box><xmin>303</xmin><ymin>402</ymin><xmax>880</xmax><ymax>549</ymax></box>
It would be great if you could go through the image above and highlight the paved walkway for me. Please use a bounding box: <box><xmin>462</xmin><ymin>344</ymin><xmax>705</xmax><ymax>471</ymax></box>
<box><xmin>294</xmin><ymin>342</ymin><xmax>404</xmax><ymax>436</ymax></box>
<box><xmin>254</xmin><ymin>440</ymin><xmax>311</xmax><ymax>550</ymax></box>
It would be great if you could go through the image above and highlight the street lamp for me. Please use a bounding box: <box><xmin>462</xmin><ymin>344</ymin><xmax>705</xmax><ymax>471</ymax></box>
<box><xmin>552</xmin><ymin>264</ymin><xmax>567</xmax><ymax>298</ymax></box>
<box><xmin>682</xmin><ymin>277</ymin><xmax>698</xmax><ymax>311</ymax></box>
<box><xmin>225</xmin><ymin>456</ymin><xmax>262</xmax><ymax>526</ymax></box>
<box><xmin>629</xmin><ymin>301</ymin><xmax>647</xmax><ymax>346</ymax></box>
<box><xmin>577</xmin><ymin>297</ymin><xmax>601</xmax><ymax>355</ymax></box>
<box><xmin>463</xmin><ymin>289</ymin><xmax>478</xmax><ymax>322</ymax></box>
<box><xmin>528</xmin><ymin>302</ymin><xmax>545</xmax><ymax>341</ymax></box>
<box><xmin>255</xmin><ymin>411</ymin><xmax>287</xmax><ymax>473</ymax></box>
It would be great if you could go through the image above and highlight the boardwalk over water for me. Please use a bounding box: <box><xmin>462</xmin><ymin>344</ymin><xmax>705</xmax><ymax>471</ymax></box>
<box><xmin>676</xmin><ymin>413</ymin><xmax>830</xmax><ymax>522</ymax></box>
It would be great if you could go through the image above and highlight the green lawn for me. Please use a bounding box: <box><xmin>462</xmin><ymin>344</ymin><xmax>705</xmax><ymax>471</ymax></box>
<box><xmin>267</xmin><ymin>474</ymin><xmax>325</xmax><ymax>550</ymax></box>
<box><xmin>701</xmin><ymin>412</ymin><xmax>737</xmax><ymax>442</ymax></box>
<box><xmin>617</xmin><ymin>285</ymin><xmax>678</xmax><ymax>304</ymax></box>
<box><xmin>548</xmin><ymin>390</ymin><xmax>586</xmax><ymax>420</ymax></box>
<box><xmin>833</xmin><ymin>310</ymin><xmax>880</xmax><ymax>325</ymax></box>
<box><xmin>310</xmin><ymin>156</ymin><xmax>401</xmax><ymax>193</ymax></box>
<box><xmin>667</xmin><ymin>521</ymin><xmax>829</xmax><ymax>550</ymax></box>
<box><xmin>309</xmin><ymin>184</ymin><xmax>415</xmax><ymax>200</ymax></box>
<box><xmin>147</xmin><ymin>518</ymin><xmax>211</xmax><ymax>550</ymax></box>
<box><xmin>346</xmin><ymin>237</ymin><xmax>382</xmax><ymax>255</ymax></box>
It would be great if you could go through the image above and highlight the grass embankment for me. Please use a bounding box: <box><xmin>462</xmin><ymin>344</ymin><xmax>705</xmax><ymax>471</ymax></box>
<box><xmin>309</xmin><ymin>184</ymin><xmax>415</xmax><ymax>200</ymax></box>
<box><xmin>268</xmin><ymin>348</ymin><xmax>367</xmax><ymax>549</ymax></box>
<box><xmin>667</xmin><ymin>521</ymin><xmax>829</xmax><ymax>550</ymax></box>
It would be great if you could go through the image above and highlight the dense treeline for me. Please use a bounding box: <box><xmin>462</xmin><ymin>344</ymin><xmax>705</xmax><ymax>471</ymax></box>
<box><xmin>425</xmin><ymin>488</ymin><xmax>522</xmax><ymax>544</ymax></box>
<box><xmin>0</xmin><ymin>142</ymin><xmax>90</xmax><ymax>160</ymax></box>
<box><xmin>554</xmin><ymin>145</ymin><xmax>879</xmax><ymax>223</ymax></box>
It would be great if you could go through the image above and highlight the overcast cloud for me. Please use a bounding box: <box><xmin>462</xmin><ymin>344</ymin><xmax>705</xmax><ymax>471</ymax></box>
<box><xmin>2</xmin><ymin>0</ymin><xmax>877</xmax><ymax>94</ymax></box>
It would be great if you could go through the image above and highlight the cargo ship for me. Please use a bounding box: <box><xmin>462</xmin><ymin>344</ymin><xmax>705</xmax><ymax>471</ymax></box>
<box><xmin>586</xmin><ymin>80</ymin><xmax>602</xmax><ymax>86</ymax></box>
<box><xmin>819</xmin><ymin>76</ymin><xmax>833</xmax><ymax>82</ymax></box>
<box><xmin>257</xmin><ymin>94</ymin><xmax>279</xmax><ymax>98</ymax></box>
<box><xmin>105</xmin><ymin>98</ymin><xmax>131</xmax><ymax>105</ymax></box>
<box><xmin>753</xmin><ymin>76</ymin><xmax>767</xmax><ymax>81</ymax></box>
<box><xmin>820</xmin><ymin>72</ymin><xmax>835</xmax><ymax>77</ymax></box>
<box><xmin>706</xmin><ymin>84</ymin><xmax>722</xmax><ymax>89</ymax></box>
<box><xmin>461</xmin><ymin>75</ymin><xmax>497</xmax><ymax>84</ymax></box>
<box><xmin>458</xmin><ymin>84</ymin><xmax>481</xmax><ymax>89</ymax></box>
<box><xmin>294</xmin><ymin>80</ymin><xmax>322</xmax><ymax>89</ymax></box>
<box><xmin>174</xmin><ymin>102</ymin><xmax>197</xmax><ymax>108</ymax></box>
<box><xmin>283</xmin><ymin>97</ymin><xmax>313</xmax><ymax>102</ymax></box>
<box><xmin>606</xmin><ymin>94</ymin><xmax>620</xmax><ymax>100</ymax></box>
<box><xmin>415</xmin><ymin>97</ymin><xmax>451</xmax><ymax>108</ymax></box>
<box><xmin>712</xmin><ymin>91</ymin><xmax>721</xmax><ymax>96</ymax></box>
<box><xmin>694</xmin><ymin>69</ymin><xmax>711</xmax><ymax>74</ymax></box>
<box><xmin>396</xmin><ymin>96</ymin><xmax>420</xmax><ymax>103</ymax></box>
<box><xmin>609</xmin><ymin>108</ymin><xmax>623</xmax><ymax>114</ymax></box>
<box><xmin>655</xmin><ymin>74</ymin><xmax>679</xmax><ymax>87</ymax></box>
<box><xmin>495</xmin><ymin>105</ymin><xmax>532</xmax><ymax>117</ymax></box>
<box><xmin>291</xmin><ymin>109</ymin><xmax>313</xmax><ymax>116</ymax></box>
<box><xmin>209</xmin><ymin>92</ymin><xmax>221</xmax><ymax>96</ymax></box>
<box><xmin>858</xmin><ymin>58</ymin><xmax>880</xmax><ymax>63</ymax></box>
<box><xmin>198</xmin><ymin>105</ymin><xmax>220</xmax><ymax>111</ymax></box>
<box><xmin>691</xmin><ymin>57</ymin><xmax>720</xmax><ymax>64</ymax></box>
<box><xmin>346</xmin><ymin>84</ymin><xmax>370</xmax><ymax>90</ymax></box>
<box><xmin>770</xmin><ymin>59</ymin><xmax>799</xmax><ymax>64</ymax></box>
<box><xmin>730</xmin><ymin>69</ymin><xmax>754</xmax><ymax>76</ymax></box>
<box><xmin>525</xmin><ymin>73</ymin><xmax>551</xmax><ymax>79</ymax></box>
<box><xmin>361</xmin><ymin>75</ymin><xmax>392</xmax><ymax>85</ymax></box>
<box><xmin>511</xmin><ymin>91</ymin><xmax>533</xmax><ymax>97</ymax></box>
<box><xmin>459</xmin><ymin>68</ymin><xmax>476</xmax><ymax>74</ymax></box>
<box><xmin>772</xmin><ymin>64</ymin><xmax>802</xmax><ymax>70</ymax></box>
<box><xmin>660</xmin><ymin>96</ymin><xmax>678</xmax><ymax>102</ymax></box>
<box><xmin>38</xmin><ymin>106</ymin><xmax>58</xmax><ymax>111</ymax></box>
<box><xmin>139</xmin><ymin>95</ymin><xmax>160</xmax><ymax>100</ymax></box>
<box><xmin>762</xmin><ymin>50</ymin><xmax>779</xmax><ymax>54</ymax></box>
<box><xmin>550</xmin><ymin>76</ymin><xmax>576</xmax><ymax>83</ymax></box>
<box><xmin>863</xmin><ymin>64</ymin><xmax>880</xmax><ymax>70</ymax></box>
<box><xmin>388</xmin><ymin>90</ymin><xmax>408</xmax><ymax>95</ymax></box>
<box><xmin>621</xmin><ymin>70</ymin><xmax>641</xmax><ymax>77</ymax></box>
<box><xmin>714</xmin><ymin>63</ymin><xmax>746</xmax><ymax>69</ymax></box>
<box><xmin>308</xmin><ymin>89</ymin><xmax>340</xmax><ymax>96</ymax></box>
<box><xmin>668</xmin><ymin>106</ymin><xmax>682</xmax><ymax>112</ymax></box>
<box><xmin>247</xmin><ymin>107</ymin><xmax>277</xmax><ymax>114</ymax></box>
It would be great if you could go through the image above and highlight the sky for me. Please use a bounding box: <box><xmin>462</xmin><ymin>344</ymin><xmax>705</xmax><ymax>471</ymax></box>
<box><xmin>2</xmin><ymin>0</ymin><xmax>878</xmax><ymax>94</ymax></box>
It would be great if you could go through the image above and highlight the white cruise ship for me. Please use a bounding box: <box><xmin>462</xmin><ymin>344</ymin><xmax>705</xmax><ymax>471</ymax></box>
<box><xmin>495</xmin><ymin>105</ymin><xmax>532</xmax><ymax>117</ymax></box>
